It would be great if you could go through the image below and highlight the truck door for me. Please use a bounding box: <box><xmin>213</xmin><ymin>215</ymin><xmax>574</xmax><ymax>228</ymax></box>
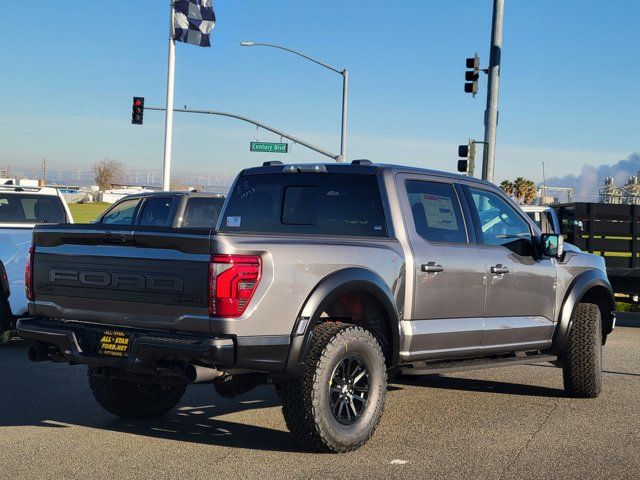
<box><xmin>463</xmin><ymin>186</ymin><xmax>556</xmax><ymax>351</ymax></box>
<box><xmin>396</xmin><ymin>174</ymin><xmax>486</xmax><ymax>361</ymax></box>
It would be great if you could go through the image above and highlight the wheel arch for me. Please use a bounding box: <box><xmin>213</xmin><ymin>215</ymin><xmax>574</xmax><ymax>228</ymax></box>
<box><xmin>284</xmin><ymin>267</ymin><xmax>401</xmax><ymax>376</ymax></box>
<box><xmin>552</xmin><ymin>269</ymin><xmax>615</xmax><ymax>354</ymax></box>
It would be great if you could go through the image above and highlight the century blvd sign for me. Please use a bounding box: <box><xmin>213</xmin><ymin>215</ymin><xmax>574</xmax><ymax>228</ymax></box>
<box><xmin>250</xmin><ymin>142</ymin><xmax>289</xmax><ymax>153</ymax></box>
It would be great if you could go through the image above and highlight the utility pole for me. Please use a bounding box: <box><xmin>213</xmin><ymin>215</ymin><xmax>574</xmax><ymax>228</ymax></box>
<box><xmin>41</xmin><ymin>158</ymin><xmax>46</xmax><ymax>184</ymax></box>
<box><xmin>482</xmin><ymin>0</ymin><xmax>505</xmax><ymax>183</ymax></box>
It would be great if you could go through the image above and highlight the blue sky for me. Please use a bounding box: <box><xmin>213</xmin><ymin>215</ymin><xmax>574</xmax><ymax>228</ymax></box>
<box><xmin>0</xmin><ymin>0</ymin><xmax>638</xmax><ymax>183</ymax></box>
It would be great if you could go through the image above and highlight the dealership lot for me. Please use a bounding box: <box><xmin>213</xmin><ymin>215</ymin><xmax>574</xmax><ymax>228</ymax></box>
<box><xmin>1</xmin><ymin>324</ymin><xmax>639</xmax><ymax>480</ymax></box>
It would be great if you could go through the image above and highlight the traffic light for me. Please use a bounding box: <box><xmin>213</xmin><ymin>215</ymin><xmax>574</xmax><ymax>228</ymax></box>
<box><xmin>457</xmin><ymin>140</ymin><xmax>476</xmax><ymax>176</ymax></box>
<box><xmin>464</xmin><ymin>54</ymin><xmax>480</xmax><ymax>96</ymax></box>
<box><xmin>132</xmin><ymin>97</ymin><xmax>144</xmax><ymax>125</ymax></box>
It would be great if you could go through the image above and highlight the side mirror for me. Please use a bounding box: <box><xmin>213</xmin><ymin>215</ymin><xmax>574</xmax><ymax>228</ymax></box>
<box><xmin>541</xmin><ymin>233</ymin><xmax>563</xmax><ymax>258</ymax></box>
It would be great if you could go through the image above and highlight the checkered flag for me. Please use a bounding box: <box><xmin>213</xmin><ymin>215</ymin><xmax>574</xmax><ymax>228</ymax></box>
<box><xmin>172</xmin><ymin>0</ymin><xmax>216</xmax><ymax>47</ymax></box>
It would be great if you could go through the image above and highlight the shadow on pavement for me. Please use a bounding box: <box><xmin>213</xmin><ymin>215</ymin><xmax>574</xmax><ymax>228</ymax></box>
<box><xmin>0</xmin><ymin>340</ymin><xmax>303</xmax><ymax>452</ymax></box>
<box><xmin>393</xmin><ymin>374</ymin><xmax>566</xmax><ymax>398</ymax></box>
<box><xmin>529</xmin><ymin>362</ymin><xmax>640</xmax><ymax>378</ymax></box>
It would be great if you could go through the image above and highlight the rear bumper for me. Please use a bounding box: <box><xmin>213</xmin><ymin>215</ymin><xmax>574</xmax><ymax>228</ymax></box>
<box><xmin>17</xmin><ymin>317</ymin><xmax>235</xmax><ymax>372</ymax></box>
<box><xmin>16</xmin><ymin>317</ymin><xmax>291</xmax><ymax>374</ymax></box>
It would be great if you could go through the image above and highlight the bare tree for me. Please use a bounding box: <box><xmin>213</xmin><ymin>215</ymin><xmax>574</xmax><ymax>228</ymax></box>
<box><xmin>94</xmin><ymin>158</ymin><xmax>124</xmax><ymax>191</ymax></box>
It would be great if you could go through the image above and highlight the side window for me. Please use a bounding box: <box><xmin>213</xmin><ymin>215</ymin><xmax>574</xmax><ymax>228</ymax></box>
<box><xmin>101</xmin><ymin>198</ymin><xmax>141</xmax><ymax>225</ymax></box>
<box><xmin>470</xmin><ymin>188</ymin><xmax>532</xmax><ymax>255</ymax></box>
<box><xmin>183</xmin><ymin>197</ymin><xmax>224</xmax><ymax>228</ymax></box>
<box><xmin>405</xmin><ymin>180</ymin><xmax>468</xmax><ymax>244</ymax></box>
<box><xmin>138</xmin><ymin>197</ymin><xmax>175</xmax><ymax>227</ymax></box>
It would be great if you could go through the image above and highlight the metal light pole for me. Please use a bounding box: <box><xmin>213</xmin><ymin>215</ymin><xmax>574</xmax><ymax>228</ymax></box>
<box><xmin>162</xmin><ymin>1</ymin><xmax>176</xmax><ymax>191</ymax></box>
<box><xmin>241</xmin><ymin>41</ymin><xmax>348</xmax><ymax>162</ymax></box>
<box><xmin>482</xmin><ymin>0</ymin><xmax>505</xmax><ymax>183</ymax></box>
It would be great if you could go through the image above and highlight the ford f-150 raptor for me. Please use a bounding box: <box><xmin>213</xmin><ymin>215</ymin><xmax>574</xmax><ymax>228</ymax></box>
<box><xmin>18</xmin><ymin>161</ymin><xmax>615</xmax><ymax>452</ymax></box>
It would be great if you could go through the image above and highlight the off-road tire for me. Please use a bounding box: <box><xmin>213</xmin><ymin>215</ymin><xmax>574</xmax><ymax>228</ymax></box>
<box><xmin>0</xmin><ymin>329</ymin><xmax>12</xmax><ymax>346</ymax></box>
<box><xmin>280</xmin><ymin>322</ymin><xmax>387</xmax><ymax>453</ymax></box>
<box><xmin>562</xmin><ymin>303</ymin><xmax>603</xmax><ymax>398</ymax></box>
<box><xmin>88</xmin><ymin>367</ymin><xmax>186</xmax><ymax>419</ymax></box>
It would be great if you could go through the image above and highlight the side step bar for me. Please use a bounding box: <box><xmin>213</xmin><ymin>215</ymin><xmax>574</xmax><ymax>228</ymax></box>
<box><xmin>400</xmin><ymin>354</ymin><xmax>558</xmax><ymax>376</ymax></box>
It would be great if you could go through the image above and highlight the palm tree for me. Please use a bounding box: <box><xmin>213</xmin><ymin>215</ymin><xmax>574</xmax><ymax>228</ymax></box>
<box><xmin>513</xmin><ymin>177</ymin><xmax>528</xmax><ymax>204</ymax></box>
<box><xmin>523</xmin><ymin>179</ymin><xmax>537</xmax><ymax>205</ymax></box>
<box><xmin>500</xmin><ymin>180</ymin><xmax>514</xmax><ymax>197</ymax></box>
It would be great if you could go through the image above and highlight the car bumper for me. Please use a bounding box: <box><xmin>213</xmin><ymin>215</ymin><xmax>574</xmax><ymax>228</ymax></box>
<box><xmin>16</xmin><ymin>317</ymin><xmax>235</xmax><ymax>372</ymax></box>
<box><xmin>16</xmin><ymin>317</ymin><xmax>292</xmax><ymax>374</ymax></box>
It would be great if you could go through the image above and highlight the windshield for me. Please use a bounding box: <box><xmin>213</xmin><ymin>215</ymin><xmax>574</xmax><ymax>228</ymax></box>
<box><xmin>0</xmin><ymin>194</ymin><xmax>66</xmax><ymax>224</ymax></box>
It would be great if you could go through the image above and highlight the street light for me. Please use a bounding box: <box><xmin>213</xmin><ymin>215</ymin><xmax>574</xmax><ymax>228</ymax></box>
<box><xmin>241</xmin><ymin>41</ymin><xmax>349</xmax><ymax>162</ymax></box>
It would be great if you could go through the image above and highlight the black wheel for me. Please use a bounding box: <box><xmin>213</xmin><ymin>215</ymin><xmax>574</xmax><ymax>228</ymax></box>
<box><xmin>562</xmin><ymin>303</ymin><xmax>603</xmax><ymax>398</ymax></box>
<box><xmin>280</xmin><ymin>322</ymin><xmax>387</xmax><ymax>453</ymax></box>
<box><xmin>87</xmin><ymin>367</ymin><xmax>186</xmax><ymax>420</ymax></box>
<box><xmin>0</xmin><ymin>329</ymin><xmax>12</xmax><ymax>346</ymax></box>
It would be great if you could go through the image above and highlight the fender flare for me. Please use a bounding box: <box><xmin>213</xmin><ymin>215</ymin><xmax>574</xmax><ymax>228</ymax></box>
<box><xmin>284</xmin><ymin>268</ymin><xmax>401</xmax><ymax>376</ymax></box>
<box><xmin>551</xmin><ymin>269</ymin><xmax>615</xmax><ymax>354</ymax></box>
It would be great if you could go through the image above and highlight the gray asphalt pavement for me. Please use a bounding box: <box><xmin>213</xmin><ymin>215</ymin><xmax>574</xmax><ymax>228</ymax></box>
<box><xmin>1</xmin><ymin>325</ymin><xmax>639</xmax><ymax>480</ymax></box>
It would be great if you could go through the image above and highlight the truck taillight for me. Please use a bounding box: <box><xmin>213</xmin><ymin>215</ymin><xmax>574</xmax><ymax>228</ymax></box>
<box><xmin>209</xmin><ymin>255</ymin><xmax>261</xmax><ymax>318</ymax></box>
<box><xmin>25</xmin><ymin>246</ymin><xmax>34</xmax><ymax>301</ymax></box>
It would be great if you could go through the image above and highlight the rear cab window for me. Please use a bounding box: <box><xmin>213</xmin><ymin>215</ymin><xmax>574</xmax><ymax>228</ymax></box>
<box><xmin>0</xmin><ymin>194</ymin><xmax>66</xmax><ymax>224</ymax></box>
<box><xmin>183</xmin><ymin>197</ymin><xmax>225</xmax><ymax>228</ymax></box>
<box><xmin>220</xmin><ymin>173</ymin><xmax>388</xmax><ymax>237</ymax></box>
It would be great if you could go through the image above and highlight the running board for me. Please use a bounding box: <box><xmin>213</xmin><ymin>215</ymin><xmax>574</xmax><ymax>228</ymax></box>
<box><xmin>400</xmin><ymin>354</ymin><xmax>558</xmax><ymax>376</ymax></box>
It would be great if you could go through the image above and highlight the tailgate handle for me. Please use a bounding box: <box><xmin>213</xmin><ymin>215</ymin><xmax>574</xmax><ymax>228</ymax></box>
<box><xmin>104</xmin><ymin>231</ymin><xmax>133</xmax><ymax>244</ymax></box>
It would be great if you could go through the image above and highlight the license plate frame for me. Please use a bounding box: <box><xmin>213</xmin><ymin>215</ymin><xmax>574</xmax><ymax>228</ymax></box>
<box><xmin>97</xmin><ymin>329</ymin><xmax>132</xmax><ymax>358</ymax></box>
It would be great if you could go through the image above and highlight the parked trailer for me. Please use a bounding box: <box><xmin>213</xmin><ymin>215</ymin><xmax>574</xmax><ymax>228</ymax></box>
<box><xmin>555</xmin><ymin>202</ymin><xmax>640</xmax><ymax>300</ymax></box>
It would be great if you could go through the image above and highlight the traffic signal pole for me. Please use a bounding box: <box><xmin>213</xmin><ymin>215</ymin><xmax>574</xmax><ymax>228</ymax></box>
<box><xmin>482</xmin><ymin>0</ymin><xmax>504</xmax><ymax>183</ymax></box>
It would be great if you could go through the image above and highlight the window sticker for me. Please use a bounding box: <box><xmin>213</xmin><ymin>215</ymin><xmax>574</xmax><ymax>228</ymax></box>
<box><xmin>226</xmin><ymin>216</ymin><xmax>241</xmax><ymax>228</ymax></box>
<box><xmin>421</xmin><ymin>194</ymin><xmax>458</xmax><ymax>231</ymax></box>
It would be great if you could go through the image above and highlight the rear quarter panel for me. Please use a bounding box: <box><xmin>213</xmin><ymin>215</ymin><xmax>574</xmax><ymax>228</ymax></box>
<box><xmin>211</xmin><ymin>233</ymin><xmax>404</xmax><ymax>338</ymax></box>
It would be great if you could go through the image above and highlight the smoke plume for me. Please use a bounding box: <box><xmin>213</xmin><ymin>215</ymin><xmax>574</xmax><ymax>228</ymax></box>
<box><xmin>545</xmin><ymin>152</ymin><xmax>640</xmax><ymax>201</ymax></box>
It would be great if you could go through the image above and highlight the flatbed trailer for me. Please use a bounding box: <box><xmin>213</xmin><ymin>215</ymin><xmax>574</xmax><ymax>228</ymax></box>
<box><xmin>555</xmin><ymin>202</ymin><xmax>640</xmax><ymax>300</ymax></box>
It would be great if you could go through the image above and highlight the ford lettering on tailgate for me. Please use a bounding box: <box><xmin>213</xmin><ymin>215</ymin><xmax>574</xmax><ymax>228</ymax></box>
<box><xmin>48</xmin><ymin>268</ymin><xmax>184</xmax><ymax>292</ymax></box>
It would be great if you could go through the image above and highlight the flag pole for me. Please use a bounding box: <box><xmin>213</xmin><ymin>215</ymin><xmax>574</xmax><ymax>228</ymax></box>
<box><xmin>162</xmin><ymin>1</ymin><xmax>176</xmax><ymax>191</ymax></box>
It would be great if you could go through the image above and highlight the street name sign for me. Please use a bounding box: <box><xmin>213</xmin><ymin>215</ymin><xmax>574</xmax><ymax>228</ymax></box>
<box><xmin>250</xmin><ymin>142</ymin><xmax>289</xmax><ymax>153</ymax></box>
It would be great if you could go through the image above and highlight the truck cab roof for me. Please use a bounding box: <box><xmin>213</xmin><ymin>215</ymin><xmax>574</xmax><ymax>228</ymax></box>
<box><xmin>240</xmin><ymin>160</ymin><xmax>499</xmax><ymax>190</ymax></box>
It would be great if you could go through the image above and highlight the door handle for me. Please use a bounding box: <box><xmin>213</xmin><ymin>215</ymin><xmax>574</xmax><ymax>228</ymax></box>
<box><xmin>490</xmin><ymin>264</ymin><xmax>510</xmax><ymax>274</ymax></box>
<box><xmin>422</xmin><ymin>262</ymin><xmax>444</xmax><ymax>273</ymax></box>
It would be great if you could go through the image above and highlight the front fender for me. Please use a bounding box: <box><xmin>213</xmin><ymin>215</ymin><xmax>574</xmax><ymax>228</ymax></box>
<box><xmin>284</xmin><ymin>267</ymin><xmax>401</xmax><ymax>376</ymax></box>
<box><xmin>551</xmin><ymin>269</ymin><xmax>615</xmax><ymax>354</ymax></box>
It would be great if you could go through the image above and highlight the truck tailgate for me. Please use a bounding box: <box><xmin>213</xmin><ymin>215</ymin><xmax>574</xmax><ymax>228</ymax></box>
<box><xmin>30</xmin><ymin>225</ymin><xmax>213</xmax><ymax>335</ymax></box>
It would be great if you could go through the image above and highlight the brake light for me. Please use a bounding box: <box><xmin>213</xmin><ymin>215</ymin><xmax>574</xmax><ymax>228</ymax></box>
<box><xmin>209</xmin><ymin>255</ymin><xmax>261</xmax><ymax>318</ymax></box>
<box><xmin>25</xmin><ymin>246</ymin><xmax>34</xmax><ymax>301</ymax></box>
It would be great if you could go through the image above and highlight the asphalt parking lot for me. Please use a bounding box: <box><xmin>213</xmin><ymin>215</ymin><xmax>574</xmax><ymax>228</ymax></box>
<box><xmin>1</xmin><ymin>321</ymin><xmax>639</xmax><ymax>480</ymax></box>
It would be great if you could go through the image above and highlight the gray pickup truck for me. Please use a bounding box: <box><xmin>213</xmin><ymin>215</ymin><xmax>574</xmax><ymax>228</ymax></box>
<box><xmin>18</xmin><ymin>161</ymin><xmax>615</xmax><ymax>452</ymax></box>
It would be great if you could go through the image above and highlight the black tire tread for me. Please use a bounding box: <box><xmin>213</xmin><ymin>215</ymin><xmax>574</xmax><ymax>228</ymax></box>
<box><xmin>562</xmin><ymin>303</ymin><xmax>602</xmax><ymax>398</ymax></box>
<box><xmin>281</xmin><ymin>322</ymin><xmax>387</xmax><ymax>453</ymax></box>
